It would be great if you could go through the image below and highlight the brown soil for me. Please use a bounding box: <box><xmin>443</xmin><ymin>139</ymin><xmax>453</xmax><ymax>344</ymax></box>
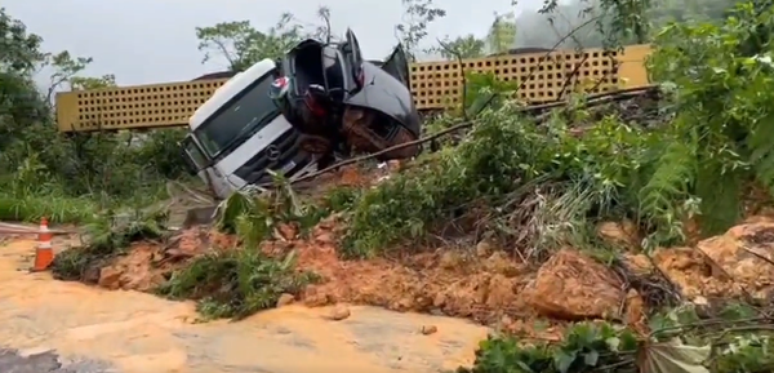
<box><xmin>71</xmin><ymin>165</ymin><xmax>774</xmax><ymax>339</ymax></box>
<box><xmin>97</xmin><ymin>215</ymin><xmax>567</xmax><ymax>338</ymax></box>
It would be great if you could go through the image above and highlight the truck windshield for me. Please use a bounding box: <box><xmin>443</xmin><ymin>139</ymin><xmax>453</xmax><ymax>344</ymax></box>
<box><xmin>194</xmin><ymin>72</ymin><xmax>280</xmax><ymax>158</ymax></box>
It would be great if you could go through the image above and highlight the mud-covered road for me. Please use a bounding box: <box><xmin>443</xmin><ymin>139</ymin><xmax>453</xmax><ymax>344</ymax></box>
<box><xmin>0</xmin><ymin>237</ymin><xmax>488</xmax><ymax>373</ymax></box>
<box><xmin>0</xmin><ymin>348</ymin><xmax>112</xmax><ymax>373</ymax></box>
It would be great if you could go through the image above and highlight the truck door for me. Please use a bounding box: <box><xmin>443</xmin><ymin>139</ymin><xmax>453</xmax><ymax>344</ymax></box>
<box><xmin>181</xmin><ymin>135</ymin><xmax>231</xmax><ymax>199</ymax></box>
<box><xmin>343</xmin><ymin>28</ymin><xmax>366</xmax><ymax>92</ymax></box>
<box><xmin>181</xmin><ymin>134</ymin><xmax>207</xmax><ymax>175</ymax></box>
<box><xmin>380</xmin><ymin>44</ymin><xmax>411</xmax><ymax>89</ymax></box>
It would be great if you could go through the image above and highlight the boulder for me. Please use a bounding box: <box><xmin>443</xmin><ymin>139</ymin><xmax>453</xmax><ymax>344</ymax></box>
<box><xmin>526</xmin><ymin>249</ymin><xmax>626</xmax><ymax>320</ymax></box>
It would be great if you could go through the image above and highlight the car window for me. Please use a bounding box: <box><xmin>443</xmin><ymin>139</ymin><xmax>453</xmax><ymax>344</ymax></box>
<box><xmin>194</xmin><ymin>72</ymin><xmax>279</xmax><ymax>158</ymax></box>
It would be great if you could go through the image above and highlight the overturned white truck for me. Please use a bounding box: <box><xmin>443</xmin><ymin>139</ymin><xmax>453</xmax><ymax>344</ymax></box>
<box><xmin>180</xmin><ymin>28</ymin><xmax>420</xmax><ymax>200</ymax></box>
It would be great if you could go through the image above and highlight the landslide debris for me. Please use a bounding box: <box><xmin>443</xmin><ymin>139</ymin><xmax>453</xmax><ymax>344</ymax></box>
<box><xmin>47</xmin><ymin>69</ymin><xmax>774</xmax><ymax>372</ymax></box>
<box><xmin>53</xmin><ymin>184</ymin><xmax>774</xmax><ymax>330</ymax></box>
<box><xmin>50</xmin><ymin>87</ymin><xmax>774</xmax><ymax>330</ymax></box>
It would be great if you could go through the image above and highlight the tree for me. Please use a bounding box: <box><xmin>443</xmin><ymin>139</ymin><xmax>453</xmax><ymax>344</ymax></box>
<box><xmin>195</xmin><ymin>14</ymin><xmax>305</xmax><ymax>72</ymax></box>
<box><xmin>437</xmin><ymin>34</ymin><xmax>486</xmax><ymax>60</ymax></box>
<box><xmin>311</xmin><ymin>6</ymin><xmax>333</xmax><ymax>42</ymax></box>
<box><xmin>485</xmin><ymin>12</ymin><xmax>517</xmax><ymax>54</ymax></box>
<box><xmin>0</xmin><ymin>8</ymin><xmax>45</xmax><ymax>73</ymax></box>
<box><xmin>511</xmin><ymin>0</ymin><xmax>740</xmax><ymax>49</ymax></box>
<box><xmin>395</xmin><ymin>0</ymin><xmax>447</xmax><ymax>59</ymax></box>
<box><xmin>69</xmin><ymin>75</ymin><xmax>116</xmax><ymax>90</ymax></box>
<box><xmin>0</xmin><ymin>7</ymin><xmax>52</xmax><ymax>151</ymax></box>
<box><xmin>40</xmin><ymin>51</ymin><xmax>99</xmax><ymax>101</ymax></box>
<box><xmin>0</xmin><ymin>7</ymin><xmax>189</xmax><ymax>206</ymax></box>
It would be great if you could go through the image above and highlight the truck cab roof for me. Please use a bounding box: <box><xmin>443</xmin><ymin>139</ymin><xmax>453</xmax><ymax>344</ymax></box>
<box><xmin>188</xmin><ymin>59</ymin><xmax>276</xmax><ymax>130</ymax></box>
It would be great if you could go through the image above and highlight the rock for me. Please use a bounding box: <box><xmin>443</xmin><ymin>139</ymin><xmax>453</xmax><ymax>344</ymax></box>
<box><xmin>439</xmin><ymin>251</ymin><xmax>464</xmax><ymax>270</ymax></box>
<box><xmin>327</xmin><ymin>305</ymin><xmax>351</xmax><ymax>321</ymax></box>
<box><xmin>475</xmin><ymin>241</ymin><xmax>492</xmax><ymax>258</ymax></box>
<box><xmin>97</xmin><ymin>266</ymin><xmax>122</xmax><ymax>290</ymax></box>
<box><xmin>389</xmin><ymin>296</ymin><xmax>417</xmax><ymax>311</ymax></box>
<box><xmin>499</xmin><ymin>315</ymin><xmax>514</xmax><ymax>330</ymax></box>
<box><xmin>623</xmin><ymin>253</ymin><xmax>652</xmax><ymax>276</ymax></box>
<box><xmin>314</xmin><ymin>232</ymin><xmax>334</xmax><ymax>246</ymax></box>
<box><xmin>744</xmin><ymin>214</ymin><xmax>774</xmax><ymax>224</ymax></box>
<box><xmin>623</xmin><ymin>221</ymin><xmax>774</xmax><ymax>303</ymax></box>
<box><xmin>484</xmin><ymin>274</ymin><xmax>516</xmax><ymax>309</ymax></box>
<box><xmin>275</xmin><ymin>223</ymin><xmax>298</xmax><ymax>241</ymax></box>
<box><xmin>276</xmin><ymin>293</ymin><xmax>295</xmax><ymax>307</ymax></box>
<box><xmin>420</xmin><ymin>325</ymin><xmax>438</xmax><ymax>335</ymax></box>
<box><xmin>483</xmin><ymin>251</ymin><xmax>522</xmax><ymax>277</ymax></box>
<box><xmin>697</xmin><ymin>221</ymin><xmax>774</xmax><ymax>299</ymax></box>
<box><xmin>122</xmin><ymin>272</ymin><xmax>166</xmax><ymax>292</ymax></box>
<box><xmin>624</xmin><ymin>289</ymin><xmax>647</xmax><ymax>334</ymax></box>
<box><xmin>432</xmin><ymin>293</ymin><xmax>446</xmax><ymax>308</ymax></box>
<box><xmin>82</xmin><ymin>264</ymin><xmax>102</xmax><ymax>284</ymax></box>
<box><xmin>597</xmin><ymin>220</ymin><xmax>639</xmax><ymax>248</ymax></box>
<box><xmin>692</xmin><ymin>296</ymin><xmax>709</xmax><ymax>306</ymax></box>
<box><xmin>526</xmin><ymin>249</ymin><xmax>624</xmax><ymax>320</ymax></box>
<box><xmin>648</xmin><ymin>247</ymin><xmax>718</xmax><ymax>299</ymax></box>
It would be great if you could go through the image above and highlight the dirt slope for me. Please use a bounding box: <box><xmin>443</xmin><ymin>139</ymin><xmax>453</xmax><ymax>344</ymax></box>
<box><xmin>98</xmin><ymin>213</ymin><xmax>774</xmax><ymax>331</ymax></box>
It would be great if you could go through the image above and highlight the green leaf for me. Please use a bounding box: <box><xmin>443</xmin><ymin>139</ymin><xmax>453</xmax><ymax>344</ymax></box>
<box><xmin>584</xmin><ymin>350</ymin><xmax>600</xmax><ymax>366</ymax></box>
<box><xmin>637</xmin><ymin>339</ymin><xmax>711</xmax><ymax>373</ymax></box>
<box><xmin>554</xmin><ymin>350</ymin><xmax>577</xmax><ymax>373</ymax></box>
<box><xmin>515</xmin><ymin>361</ymin><xmax>536</xmax><ymax>373</ymax></box>
<box><xmin>605</xmin><ymin>336</ymin><xmax>621</xmax><ymax>352</ymax></box>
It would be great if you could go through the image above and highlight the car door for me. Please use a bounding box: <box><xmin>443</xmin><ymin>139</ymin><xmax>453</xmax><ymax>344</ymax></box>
<box><xmin>380</xmin><ymin>44</ymin><xmax>411</xmax><ymax>89</ymax></box>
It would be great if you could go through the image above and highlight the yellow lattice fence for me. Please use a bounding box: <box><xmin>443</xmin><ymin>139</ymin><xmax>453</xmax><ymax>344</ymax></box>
<box><xmin>56</xmin><ymin>80</ymin><xmax>227</xmax><ymax>132</ymax></box>
<box><xmin>410</xmin><ymin>44</ymin><xmax>651</xmax><ymax>110</ymax></box>
<box><xmin>55</xmin><ymin>44</ymin><xmax>651</xmax><ymax>132</ymax></box>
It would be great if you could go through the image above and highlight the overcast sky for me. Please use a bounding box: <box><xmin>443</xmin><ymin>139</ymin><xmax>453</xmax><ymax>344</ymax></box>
<box><xmin>4</xmin><ymin>0</ymin><xmax>541</xmax><ymax>86</ymax></box>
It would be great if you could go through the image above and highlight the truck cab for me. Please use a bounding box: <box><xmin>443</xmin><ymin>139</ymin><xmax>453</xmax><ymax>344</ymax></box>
<box><xmin>180</xmin><ymin>59</ymin><xmax>317</xmax><ymax>199</ymax></box>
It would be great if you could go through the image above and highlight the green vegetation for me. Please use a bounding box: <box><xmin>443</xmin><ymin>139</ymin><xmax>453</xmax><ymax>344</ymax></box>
<box><xmin>5</xmin><ymin>0</ymin><xmax>774</xmax><ymax>371</ymax></box>
<box><xmin>460</xmin><ymin>302</ymin><xmax>774</xmax><ymax>373</ymax></box>
<box><xmin>154</xmin><ymin>179</ymin><xmax>354</xmax><ymax>319</ymax></box>
<box><xmin>0</xmin><ymin>11</ymin><xmax>190</xmax><ymax>221</ymax></box>
<box><xmin>157</xmin><ymin>248</ymin><xmax>320</xmax><ymax>320</ymax></box>
<box><xmin>51</xmin><ymin>209</ymin><xmax>169</xmax><ymax>281</ymax></box>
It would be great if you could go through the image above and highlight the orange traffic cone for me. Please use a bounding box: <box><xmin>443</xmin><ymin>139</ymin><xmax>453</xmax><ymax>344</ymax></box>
<box><xmin>31</xmin><ymin>217</ymin><xmax>54</xmax><ymax>272</ymax></box>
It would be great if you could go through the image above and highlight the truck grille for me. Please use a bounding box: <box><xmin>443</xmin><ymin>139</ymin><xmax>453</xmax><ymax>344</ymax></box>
<box><xmin>233</xmin><ymin>129</ymin><xmax>313</xmax><ymax>185</ymax></box>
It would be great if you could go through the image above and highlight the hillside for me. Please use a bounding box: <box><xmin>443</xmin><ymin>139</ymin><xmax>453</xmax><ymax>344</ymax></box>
<box><xmin>4</xmin><ymin>1</ymin><xmax>774</xmax><ymax>372</ymax></box>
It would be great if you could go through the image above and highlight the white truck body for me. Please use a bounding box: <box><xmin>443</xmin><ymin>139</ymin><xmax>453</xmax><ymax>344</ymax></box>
<box><xmin>181</xmin><ymin>59</ymin><xmax>316</xmax><ymax>200</ymax></box>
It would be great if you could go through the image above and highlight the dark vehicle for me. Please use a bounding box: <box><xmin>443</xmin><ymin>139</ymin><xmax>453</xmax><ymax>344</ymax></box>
<box><xmin>270</xmin><ymin>29</ymin><xmax>421</xmax><ymax>167</ymax></box>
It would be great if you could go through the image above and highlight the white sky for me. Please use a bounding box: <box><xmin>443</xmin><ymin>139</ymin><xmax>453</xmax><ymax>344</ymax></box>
<box><xmin>4</xmin><ymin>0</ymin><xmax>542</xmax><ymax>86</ymax></box>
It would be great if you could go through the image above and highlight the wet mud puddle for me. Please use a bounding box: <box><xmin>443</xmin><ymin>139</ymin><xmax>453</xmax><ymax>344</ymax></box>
<box><xmin>0</xmin><ymin>238</ymin><xmax>488</xmax><ymax>373</ymax></box>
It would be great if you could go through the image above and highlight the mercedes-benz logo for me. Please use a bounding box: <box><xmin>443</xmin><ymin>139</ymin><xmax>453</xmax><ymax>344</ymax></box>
<box><xmin>266</xmin><ymin>145</ymin><xmax>281</xmax><ymax>161</ymax></box>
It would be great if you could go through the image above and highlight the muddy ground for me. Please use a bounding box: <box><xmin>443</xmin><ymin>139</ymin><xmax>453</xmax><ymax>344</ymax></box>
<box><xmin>0</xmin><ymin>237</ymin><xmax>492</xmax><ymax>373</ymax></box>
<box><xmin>85</xmin><ymin>163</ymin><xmax>774</xmax><ymax>338</ymax></box>
<box><xmin>0</xmin><ymin>348</ymin><xmax>112</xmax><ymax>373</ymax></box>
<box><xmin>8</xmin><ymin>163</ymin><xmax>774</xmax><ymax>372</ymax></box>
